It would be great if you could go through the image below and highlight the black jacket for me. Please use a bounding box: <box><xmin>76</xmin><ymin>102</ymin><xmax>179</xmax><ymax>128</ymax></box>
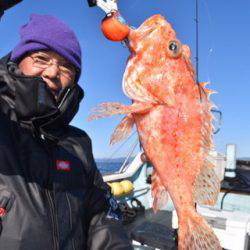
<box><xmin>0</xmin><ymin>54</ymin><xmax>132</xmax><ymax>250</ymax></box>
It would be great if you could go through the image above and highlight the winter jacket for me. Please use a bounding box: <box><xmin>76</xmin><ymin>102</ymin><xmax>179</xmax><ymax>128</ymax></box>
<box><xmin>0</xmin><ymin>54</ymin><xmax>132</xmax><ymax>250</ymax></box>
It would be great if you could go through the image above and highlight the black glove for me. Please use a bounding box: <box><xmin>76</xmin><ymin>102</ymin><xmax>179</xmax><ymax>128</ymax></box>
<box><xmin>87</xmin><ymin>0</ymin><xmax>96</xmax><ymax>7</ymax></box>
<box><xmin>0</xmin><ymin>0</ymin><xmax>22</xmax><ymax>18</ymax></box>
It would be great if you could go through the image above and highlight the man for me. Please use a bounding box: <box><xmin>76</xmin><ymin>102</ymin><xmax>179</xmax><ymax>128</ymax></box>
<box><xmin>0</xmin><ymin>2</ymin><xmax>133</xmax><ymax>250</ymax></box>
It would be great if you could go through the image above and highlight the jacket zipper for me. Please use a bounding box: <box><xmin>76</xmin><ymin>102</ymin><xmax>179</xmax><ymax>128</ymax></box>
<box><xmin>46</xmin><ymin>189</ymin><xmax>59</xmax><ymax>250</ymax></box>
<box><xmin>66</xmin><ymin>193</ymin><xmax>76</xmax><ymax>250</ymax></box>
<box><xmin>44</xmin><ymin>143</ymin><xmax>59</xmax><ymax>250</ymax></box>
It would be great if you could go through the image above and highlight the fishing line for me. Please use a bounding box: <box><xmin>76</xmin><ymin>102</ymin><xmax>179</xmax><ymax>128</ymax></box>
<box><xmin>201</xmin><ymin>0</ymin><xmax>223</xmax><ymax>133</ymax></box>
<box><xmin>200</xmin><ymin>0</ymin><xmax>215</xmax><ymax>84</ymax></box>
<box><xmin>119</xmin><ymin>137</ymin><xmax>139</xmax><ymax>173</ymax></box>
<box><xmin>195</xmin><ymin>0</ymin><xmax>216</xmax><ymax>104</ymax></box>
<box><xmin>106</xmin><ymin>129</ymin><xmax>138</xmax><ymax>161</ymax></box>
<box><xmin>126</xmin><ymin>0</ymin><xmax>140</xmax><ymax>11</ymax></box>
<box><xmin>195</xmin><ymin>0</ymin><xmax>222</xmax><ymax>133</ymax></box>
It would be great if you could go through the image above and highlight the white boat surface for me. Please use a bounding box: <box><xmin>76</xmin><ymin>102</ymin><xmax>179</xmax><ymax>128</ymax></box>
<box><xmin>101</xmin><ymin>145</ymin><xmax>250</xmax><ymax>250</ymax></box>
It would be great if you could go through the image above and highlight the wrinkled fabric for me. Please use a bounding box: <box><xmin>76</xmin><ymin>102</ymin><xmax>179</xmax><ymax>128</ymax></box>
<box><xmin>0</xmin><ymin>54</ymin><xmax>132</xmax><ymax>250</ymax></box>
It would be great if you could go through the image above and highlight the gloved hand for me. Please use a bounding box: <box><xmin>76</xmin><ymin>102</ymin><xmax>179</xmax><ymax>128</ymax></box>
<box><xmin>0</xmin><ymin>0</ymin><xmax>22</xmax><ymax>18</ymax></box>
<box><xmin>87</xmin><ymin>0</ymin><xmax>97</xmax><ymax>7</ymax></box>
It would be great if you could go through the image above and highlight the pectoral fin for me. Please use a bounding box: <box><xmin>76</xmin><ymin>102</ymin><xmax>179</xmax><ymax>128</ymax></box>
<box><xmin>152</xmin><ymin>170</ymin><xmax>169</xmax><ymax>213</ymax></box>
<box><xmin>88</xmin><ymin>102</ymin><xmax>153</xmax><ymax>121</ymax></box>
<box><xmin>110</xmin><ymin>114</ymin><xmax>135</xmax><ymax>145</ymax></box>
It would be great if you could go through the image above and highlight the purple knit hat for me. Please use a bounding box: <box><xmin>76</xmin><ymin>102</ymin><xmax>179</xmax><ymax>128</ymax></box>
<box><xmin>11</xmin><ymin>14</ymin><xmax>82</xmax><ymax>76</ymax></box>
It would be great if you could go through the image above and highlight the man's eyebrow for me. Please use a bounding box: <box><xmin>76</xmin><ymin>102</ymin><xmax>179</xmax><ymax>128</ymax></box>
<box><xmin>32</xmin><ymin>52</ymin><xmax>49</xmax><ymax>57</ymax></box>
<box><xmin>33</xmin><ymin>53</ymin><xmax>66</xmax><ymax>62</ymax></box>
<box><xmin>31</xmin><ymin>52</ymin><xmax>75</xmax><ymax>70</ymax></box>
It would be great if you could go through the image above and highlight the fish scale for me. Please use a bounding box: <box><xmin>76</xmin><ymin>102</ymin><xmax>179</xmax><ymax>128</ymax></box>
<box><xmin>90</xmin><ymin>14</ymin><xmax>221</xmax><ymax>250</ymax></box>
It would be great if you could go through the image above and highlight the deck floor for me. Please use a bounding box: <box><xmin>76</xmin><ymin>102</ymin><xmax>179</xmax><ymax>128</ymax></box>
<box><xmin>124</xmin><ymin>209</ymin><xmax>178</xmax><ymax>250</ymax></box>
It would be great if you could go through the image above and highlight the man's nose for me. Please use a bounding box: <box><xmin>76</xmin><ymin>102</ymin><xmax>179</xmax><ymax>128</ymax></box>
<box><xmin>42</xmin><ymin>64</ymin><xmax>60</xmax><ymax>79</ymax></box>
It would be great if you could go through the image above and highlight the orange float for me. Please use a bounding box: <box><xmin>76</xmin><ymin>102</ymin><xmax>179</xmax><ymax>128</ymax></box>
<box><xmin>101</xmin><ymin>11</ymin><xmax>130</xmax><ymax>41</ymax></box>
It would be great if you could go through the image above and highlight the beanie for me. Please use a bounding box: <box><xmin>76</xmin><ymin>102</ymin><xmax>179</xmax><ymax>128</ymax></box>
<box><xmin>11</xmin><ymin>14</ymin><xmax>82</xmax><ymax>77</ymax></box>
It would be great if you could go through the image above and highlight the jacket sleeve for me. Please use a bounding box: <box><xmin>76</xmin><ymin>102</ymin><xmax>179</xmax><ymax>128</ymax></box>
<box><xmin>0</xmin><ymin>0</ymin><xmax>22</xmax><ymax>18</ymax></box>
<box><xmin>85</xmin><ymin>140</ymin><xmax>133</xmax><ymax>250</ymax></box>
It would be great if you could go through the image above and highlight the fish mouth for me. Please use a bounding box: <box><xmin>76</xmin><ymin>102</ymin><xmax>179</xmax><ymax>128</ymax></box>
<box><xmin>125</xmin><ymin>15</ymin><xmax>169</xmax><ymax>52</ymax></box>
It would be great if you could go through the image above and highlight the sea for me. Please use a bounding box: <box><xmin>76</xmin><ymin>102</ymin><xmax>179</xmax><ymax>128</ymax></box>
<box><xmin>96</xmin><ymin>158</ymin><xmax>133</xmax><ymax>174</ymax></box>
<box><xmin>96</xmin><ymin>157</ymin><xmax>250</xmax><ymax>174</ymax></box>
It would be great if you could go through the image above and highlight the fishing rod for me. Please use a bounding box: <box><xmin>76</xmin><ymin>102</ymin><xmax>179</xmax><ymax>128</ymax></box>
<box><xmin>195</xmin><ymin>0</ymin><xmax>199</xmax><ymax>83</ymax></box>
<box><xmin>195</xmin><ymin>0</ymin><xmax>204</xmax><ymax>103</ymax></box>
<box><xmin>194</xmin><ymin>0</ymin><xmax>222</xmax><ymax>134</ymax></box>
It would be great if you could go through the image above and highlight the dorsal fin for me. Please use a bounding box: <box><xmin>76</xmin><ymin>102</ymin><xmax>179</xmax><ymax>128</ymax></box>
<box><xmin>198</xmin><ymin>82</ymin><xmax>214</xmax><ymax>153</ymax></box>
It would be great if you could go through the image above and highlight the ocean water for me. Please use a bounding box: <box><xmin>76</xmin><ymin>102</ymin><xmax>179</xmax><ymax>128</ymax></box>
<box><xmin>96</xmin><ymin>161</ymin><xmax>123</xmax><ymax>174</ymax></box>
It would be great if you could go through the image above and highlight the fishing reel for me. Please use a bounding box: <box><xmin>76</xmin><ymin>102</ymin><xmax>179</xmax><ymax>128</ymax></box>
<box><xmin>88</xmin><ymin>0</ymin><xmax>130</xmax><ymax>41</ymax></box>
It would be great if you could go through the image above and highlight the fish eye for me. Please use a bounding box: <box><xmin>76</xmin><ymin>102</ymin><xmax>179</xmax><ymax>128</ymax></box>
<box><xmin>168</xmin><ymin>40</ymin><xmax>181</xmax><ymax>58</ymax></box>
<box><xmin>169</xmin><ymin>42</ymin><xmax>178</xmax><ymax>51</ymax></box>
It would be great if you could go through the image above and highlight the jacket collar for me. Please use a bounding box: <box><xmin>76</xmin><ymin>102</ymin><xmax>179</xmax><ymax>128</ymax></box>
<box><xmin>0</xmin><ymin>53</ymin><xmax>84</xmax><ymax>142</ymax></box>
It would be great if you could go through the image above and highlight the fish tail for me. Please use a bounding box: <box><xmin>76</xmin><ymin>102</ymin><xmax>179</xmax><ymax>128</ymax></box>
<box><xmin>178</xmin><ymin>208</ymin><xmax>221</xmax><ymax>250</ymax></box>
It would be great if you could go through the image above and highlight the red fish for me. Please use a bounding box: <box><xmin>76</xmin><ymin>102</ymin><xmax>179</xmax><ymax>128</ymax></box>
<box><xmin>90</xmin><ymin>14</ymin><xmax>221</xmax><ymax>250</ymax></box>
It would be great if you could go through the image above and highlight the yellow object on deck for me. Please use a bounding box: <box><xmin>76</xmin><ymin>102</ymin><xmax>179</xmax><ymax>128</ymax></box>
<box><xmin>108</xmin><ymin>180</ymin><xmax>134</xmax><ymax>197</ymax></box>
<box><xmin>109</xmin><ymin>182</ymin><xmax>123</xmax><ymax>197</ymax></box>
<box><xmin>120</xmin><ymin>180</ymin><xmax>134</xmax><ymax>195</ymax></box>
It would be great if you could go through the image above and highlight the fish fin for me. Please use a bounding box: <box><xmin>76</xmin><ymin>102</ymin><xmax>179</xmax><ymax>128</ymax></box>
<box><xmin>199</xmin><ymin>82</ymin><xmax>217</xmax><ymax>103</ymax></box>
<box><xmin>194</xmin><ymin>159</ymin><xmax>221</xmax><ymax>206</ymax></box>
<box><xmin>197</xmin><ymin>82</ymin><xmax>219</xmax><ymax>205</ymax></box>
<box><xmin>198</xmin><ymin>82</ymin><xmax>214</xmax><ymax>152</ymax></box>
<box><xmin>123</xmin><ymin>78</ymin><xmax>161</xmax><ymax>104</ymax></box>
<box><xmin>151</xmin><ymin>170</ymin><xmax>168</xmax><ymax>213</ymax></box>
<box><xmin>110</xmin><ymin>115</ymin><xmax>135</xmax><ymax>145</ymax></box>
<box><xmin>123</xmin><ymin>68</ymin><xmax>176</xmax><ymax>107</ymax></box>
<box><xmin>178</xmin><ymin>208</ymin><xmax>221</xmax><ymax>250</ymax></box>
<box><xmin>198</xmin><ymin>82</ymin><xmax>214</xmax><ymax>102</ymax></box>
<box><xmin>88</xmin><ymin>102</ymin><xmax>153</xmax><ymax>121</ymax></box>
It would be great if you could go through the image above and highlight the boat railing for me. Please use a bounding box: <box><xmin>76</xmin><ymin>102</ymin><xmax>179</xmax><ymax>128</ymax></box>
<box><xmin>103</xmin><ymin>152</ymin><xmax>144</xmax><ymax>182</ymax></box>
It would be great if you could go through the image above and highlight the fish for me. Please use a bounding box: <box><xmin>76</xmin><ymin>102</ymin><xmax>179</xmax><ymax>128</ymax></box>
<box><xmin>89</xmin><ymin>14</ymin><xmax>221</xmax><ymax>250</ymax></box>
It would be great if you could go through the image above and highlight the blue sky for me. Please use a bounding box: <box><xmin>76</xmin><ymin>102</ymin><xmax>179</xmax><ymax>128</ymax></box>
<box><xmin>1</xmin><ymin>0</ymin><xmax>250</xmax><ymax>159</ymax></box>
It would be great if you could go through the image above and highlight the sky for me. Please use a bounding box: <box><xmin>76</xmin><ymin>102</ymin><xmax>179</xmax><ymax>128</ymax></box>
<box><xmin>0</xmin><ymin>0</ymin><xmax>250</xmax><ymax>159</ymax></box>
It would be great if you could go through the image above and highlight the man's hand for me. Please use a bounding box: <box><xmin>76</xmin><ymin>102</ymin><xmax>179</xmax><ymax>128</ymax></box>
<box><xmin>87</xmin><ymin>0</ymin><xmax>97</xmax><ymax>7</ymax></box>
<box><xmin>0</xmin><ymin>0</ymin><xmax>22</xmax><ymax>18</ymax></box>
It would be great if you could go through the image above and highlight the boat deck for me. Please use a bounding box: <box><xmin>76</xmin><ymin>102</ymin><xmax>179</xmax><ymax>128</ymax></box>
<box><xmin>124</xmin><ymin>209</ymin><xmax>177</xmax><ymax>250</ymax></box>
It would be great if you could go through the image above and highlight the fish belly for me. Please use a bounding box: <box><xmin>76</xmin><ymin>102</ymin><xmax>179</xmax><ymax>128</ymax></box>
<box><xmin>134</xmin><ymin>104</ymin><xmax>206</xmax><ymax>209</ymax></box>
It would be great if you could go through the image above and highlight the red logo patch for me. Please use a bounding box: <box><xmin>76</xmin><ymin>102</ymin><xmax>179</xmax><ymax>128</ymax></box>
<box><xmin>0</xmin><ymin>208</ymin><xmax>5</xmax><ymax>217</ymax></box>
<box><xmin>56</xmin><ymin>160</ymin><xmax>71</xmax><ymax>171</ymax></box>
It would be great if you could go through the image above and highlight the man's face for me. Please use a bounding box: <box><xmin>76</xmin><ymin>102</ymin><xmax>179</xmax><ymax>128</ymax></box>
<box><xmin>18</xmin><ymin>50</ymin><xmax>76</xmax><ymax>99</ymax></box>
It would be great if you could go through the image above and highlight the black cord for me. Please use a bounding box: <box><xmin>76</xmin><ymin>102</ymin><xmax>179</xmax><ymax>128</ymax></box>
<box><xmin>220</xmin><ymin>172</ymin><xmax>250</xmax><ymax>209</ymax></box>
<box><xmin>220</xmin><ymin>189</ymin><xmax>233</xmax><ymax>210</ymax></box>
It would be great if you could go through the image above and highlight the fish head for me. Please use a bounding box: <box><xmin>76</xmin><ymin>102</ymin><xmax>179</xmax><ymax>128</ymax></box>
<box><xmin>124</xmin><ymin>15</ymin><xmax>196</xmax><ymax>105</ymax></box>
